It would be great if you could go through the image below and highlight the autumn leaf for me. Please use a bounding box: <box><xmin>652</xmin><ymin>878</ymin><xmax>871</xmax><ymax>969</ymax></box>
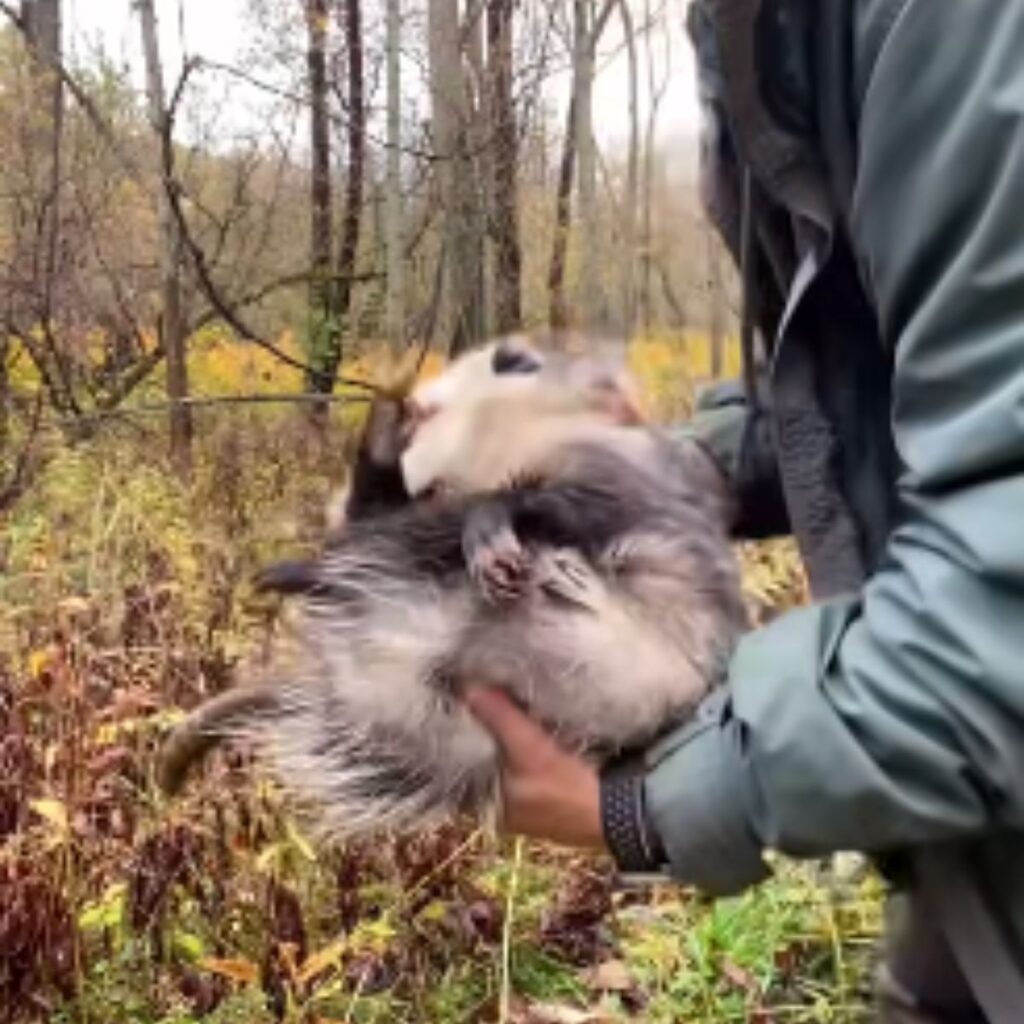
<box><xmin>27</xmin><ymin>647</ymin><xmax>54</xmax><ymax>679</ymax></box>
<box><xmin>582</xmin><ymin>959</ymin><xmax>634</xmax><ymax>993</ymax></box>
<box><xmin>721</xmin><ymin>957</ymin><xmax>760</xmax><ymax>995</ymax></box>
<box><xmin>198</xmin><ymin>958</ymin><xmax>260</xmax><ymax>984</ymax></box>
<box><xmin>297</xmin><ymin>938</ymin><xmax>349</xmax><ymax>984</ymax></box>
<box><xmin>29</xmin><ymin>797</ymin><xmax>69</xmax><ymax>835</ymax></box>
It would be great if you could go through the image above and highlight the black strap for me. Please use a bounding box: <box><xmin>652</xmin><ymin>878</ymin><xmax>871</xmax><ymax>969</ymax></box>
<box><xmin>916</xmin><ymin>847</ymin><xmax>1024</xmax><ymax>1024</ymax></box>
<box><xmin>738</xmin><ymin>165</ymin><xmax>761</xmax><ymax>414</ymax></box>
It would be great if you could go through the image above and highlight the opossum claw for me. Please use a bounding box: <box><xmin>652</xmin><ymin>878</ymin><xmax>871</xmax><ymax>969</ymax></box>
<box><xmin>473</xmin><ymin>532</ymin><xmax>531</xmax><ymax>604</ymax></box>
<box><xmin>463</xmin><ymin>502</ymin><xmax>531</xmax><ymax>603</ymax></box>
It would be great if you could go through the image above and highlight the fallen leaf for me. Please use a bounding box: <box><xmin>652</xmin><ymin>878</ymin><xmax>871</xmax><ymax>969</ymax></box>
<box><xmin>515</xmin><ymin>1002</ymin><xmax>614</xmax><ymax>1024</ymax></box>
<box><xmin>198</xmin><ymin>957</ymin><xmax>260</xmax><ymax>984</ymax></box>
<box><xmin>583</xmin><ymin>959</ymin><xmax>634</xmax><ymax>992</ymax></box>
<box><xmin>30</xmin><ymin>797</ymin><xmax>69</xmax><ymax>835</ymax></box>
<box><xmin>297</xmin><ymin>937</ymin><xmax>349</xmax><ymax>984</ymax></box>
<box><xmin>720</xmin><ymin>957</ymin><xmax>759</xmax><ymax>994</ymax></box>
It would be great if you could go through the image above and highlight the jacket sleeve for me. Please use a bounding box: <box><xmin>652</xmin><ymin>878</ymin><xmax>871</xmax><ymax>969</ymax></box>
<box><xmin>676</xmin><ymin>380</ymin><xmax>791</xmax><ymax>540</ymax></box>
<box><xmin>645</xmin><ymin>0</ymin><xmax>1024</xmax><ymax>895</ymax></box>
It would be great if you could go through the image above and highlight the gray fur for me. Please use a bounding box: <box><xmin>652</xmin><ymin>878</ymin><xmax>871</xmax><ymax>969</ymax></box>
<box><xmin>159</xmin><ymin>339</ymin><xmax>746</xmax><ymax>842</ymax></box>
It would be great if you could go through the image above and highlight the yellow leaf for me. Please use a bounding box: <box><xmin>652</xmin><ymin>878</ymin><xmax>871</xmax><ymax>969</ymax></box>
<box><xmin>30</xmin><ymin>797</ymin><xmax>69</xmax><ymax>835</ymax></box>
<box><xmin>27</xmin><ymin>647</ymin><xmax>53</xmax><ymax>678</ymax></box>
<box><xmin>297</xmin><ymin>938</ymin><xmax>350</xmax><ymax>984</ymax></box>
<box><xmin>78</xmin><ymin>883</ymin><xmax>127</xmax><ymax>932</ymax></box>
<box><xmin>417</xmin><ymin>899</ymin><xmax>449</xmax><ymax>923</ymax></box>
<box><xmin>198</xmin><ymin>957</ymin><xmax>260</xmax><ymax>984</ymax></box>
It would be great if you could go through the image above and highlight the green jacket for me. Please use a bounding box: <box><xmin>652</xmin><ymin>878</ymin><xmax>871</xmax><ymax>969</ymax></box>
<box><xmin>647</xmin><ymin>0</ymin><xmax>1024</xmax><ymax>1000</ymax></box>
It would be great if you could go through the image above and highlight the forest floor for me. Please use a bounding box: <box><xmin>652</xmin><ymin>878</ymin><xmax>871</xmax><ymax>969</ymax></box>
<box><xmin>1</xmin><ymin>335</ymin><xmax>884</xmax><ymax>1023</ymax></box>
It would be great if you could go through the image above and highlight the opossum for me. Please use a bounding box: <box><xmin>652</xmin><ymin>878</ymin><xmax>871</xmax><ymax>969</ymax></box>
<box><xmin>158</xmin><ymin>334</ymin><xmax>745</xmax><ymax>839</ymax></box>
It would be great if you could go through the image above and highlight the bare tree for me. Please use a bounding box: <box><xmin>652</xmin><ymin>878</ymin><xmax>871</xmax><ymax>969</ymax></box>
<box><xmin>617</xmin><ymin>0</ymin><xmax>639</xmax><ymax>334</ymax></box>
<box><xmin>305</xmin><ymin>0</ymin><xmax>334</xmax><ymax>400</ymax></box>
<box><xmin>384</xmin><ymin>0</ymin><xmax>404</xmax><ymax>348</ymax></box>
<box><xmin>487</xmin><ymin>0</ymin><xmax>521</xmax><ymax>333</ymax></box>
<box><xmin>573</xmin><ymin>0</ymin><xmax>600</xmax><ymax>328</ymax></box>
<box><xmin>428</xmin><ymin>0</ymin><xmax>484</xmax><ymax>354</ymax></box>
<box><xmin>547</xmin><ymin>92</ymin><xmax>575</xmax><ymax>329</ymax></box>
<box><xmin>136</xmin><ymin>0</ymin><xmax>192</xmax><ymax>476</ymax></box>
<box><xmin>331</xmin><ymin>0</ymin><xmax>365</xmax><ymax>355</ymax></box>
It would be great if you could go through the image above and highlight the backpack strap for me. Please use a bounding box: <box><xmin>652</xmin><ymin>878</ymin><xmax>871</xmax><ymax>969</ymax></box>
<box><xmin>916</xmin><ymin>847</ymin><xmax>1024</xmax><ymax>1024</ymax></box>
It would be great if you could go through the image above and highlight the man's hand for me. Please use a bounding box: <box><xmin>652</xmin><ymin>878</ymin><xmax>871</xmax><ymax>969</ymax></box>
<box><xmin>464</xmin><ymin>687</ymin><xmax>607</xmax><ymax>851</ymax></box>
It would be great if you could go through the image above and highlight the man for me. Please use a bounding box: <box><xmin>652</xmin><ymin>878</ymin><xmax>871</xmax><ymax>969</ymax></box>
<box><xmin>464</xmin><ymin>2</ymin><xmax>1024</xmax><ymax>1021</ymax></box>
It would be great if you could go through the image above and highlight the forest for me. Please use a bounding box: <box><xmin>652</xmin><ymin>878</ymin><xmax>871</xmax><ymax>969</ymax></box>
<box><xmin>0</xmin><ymin>0</ymin><xmax>881</xmax><ymax>1020</ymax></box>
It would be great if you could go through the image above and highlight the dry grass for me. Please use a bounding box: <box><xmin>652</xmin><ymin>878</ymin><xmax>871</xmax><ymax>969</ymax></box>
<box><xmin>0</xmin><ymin>335</ymin><xmax>882</xmax><ymax>1023</ymax></box>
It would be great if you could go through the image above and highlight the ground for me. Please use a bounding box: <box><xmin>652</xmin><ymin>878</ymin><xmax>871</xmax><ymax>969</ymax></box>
<box><xmin>0</xmin><ymin>334</ymin><xmax>883</xmax><ymax>1023</ymax></box>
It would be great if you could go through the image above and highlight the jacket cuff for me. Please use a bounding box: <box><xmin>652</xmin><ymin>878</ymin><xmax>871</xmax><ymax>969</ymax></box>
<box><xmin>643</xmin><ymin>690</ymin><xmax>772</xmax><ymax>896</ymax></box>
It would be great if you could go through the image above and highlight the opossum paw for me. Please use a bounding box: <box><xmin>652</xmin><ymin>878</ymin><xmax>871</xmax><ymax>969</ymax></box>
<box><xmin>468</xmin><ymin>527</ymin><xmax>531</xmax><ymax>604</ymax></box>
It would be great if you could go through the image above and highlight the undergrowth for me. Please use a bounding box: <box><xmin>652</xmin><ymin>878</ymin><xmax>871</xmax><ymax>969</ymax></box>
<box><xmin>0</xmin><ymin>334</ymin><xmax>883</xmax><ymax>1023</ymax></box>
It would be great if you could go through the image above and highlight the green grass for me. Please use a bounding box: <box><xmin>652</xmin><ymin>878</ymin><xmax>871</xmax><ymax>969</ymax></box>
<box><xmin>1</xmin><ymin>406</ymin><xmax>881</xmax><ymax>1024</ymax></box>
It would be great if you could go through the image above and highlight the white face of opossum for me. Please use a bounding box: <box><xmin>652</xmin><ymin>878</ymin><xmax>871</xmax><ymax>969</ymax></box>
<box><xmin>400</xmin><ymin>335</ymin><xmax>646</xmax><ymax>500</ymax></box>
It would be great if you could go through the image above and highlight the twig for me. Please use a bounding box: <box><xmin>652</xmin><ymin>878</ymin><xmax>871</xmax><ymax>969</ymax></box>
<box><xmin>63</xmin><ymin>392</ymin><xmax>371</xmax><ymax>426</ymax></box>
<box><xmin>499</xmin><ymin>838</ymin><xmax>524</xmax><ymax>1024</ymax></box>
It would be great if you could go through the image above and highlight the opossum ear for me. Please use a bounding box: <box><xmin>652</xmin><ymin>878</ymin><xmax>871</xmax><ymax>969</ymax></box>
<box><xmin>588</xmin><ymin>375</ymin><xmax>644</xmax><ymax>425</ymax></box>
<box><xmin>569</xmin><ymin>341</ymin><xmax>645</xmax><ymax>425</ymax></box>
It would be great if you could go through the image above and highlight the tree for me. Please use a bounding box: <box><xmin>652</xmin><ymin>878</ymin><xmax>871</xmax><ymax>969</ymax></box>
<box><xmin>547</xmin><ymin>92</ymin><xmax>575</xmax><ymax>329</ymax></box>
<box><xmin>136</xmin><ymin>0</ymin><xmax>192</xmax><ymax>476</ymax></box>
<box><xmin>304</xmin><ymin>0</ymin><xmax>334</xmax><ymax>400</ymax></box>
<box><xmin>617</xmin><ymin>0</ymin><xmax>639</xmax><ymax>334</ymax></box>
<box><xmin>331</xmin><ymin>0</ymin><xmax>365</xmax><ymax>361</ymax></box>
<box><xmin>573</xmin><ymin>0</ymin><xmax>599</xmax><ymax>328</ymax></box>
<box><xmin>486</xmin><ymin>0</ymin><xmax>521</xmax><ymax>333</ymax></box>
<box><xmin>641</xmin><ymin>0</ymin><xmax>669</xmax><ymax>332</ymax></box>
<box><xmin>549</xmin><ymin>0</ymin><xmax>613</xmax><ymax>331</ymax></box>
<box><xmin>428</xmin><ymin>0</ymin><xmax>484</xmax><ymax>354</ymax></box>
<box><xmin>384</xmin><ymin>0</ymin><xmax>404</xmax><ymax>349</ymax></box>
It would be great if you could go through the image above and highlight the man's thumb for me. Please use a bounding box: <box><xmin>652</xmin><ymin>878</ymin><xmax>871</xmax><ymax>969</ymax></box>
<box><xmin>463</xmin><ymin>686</ymin><xmax>552</xmax><ymax>767</ymax></box>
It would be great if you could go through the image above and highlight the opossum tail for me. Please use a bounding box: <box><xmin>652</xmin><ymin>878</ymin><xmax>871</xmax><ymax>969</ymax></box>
<box><xmin>158</xmin><ymin>685</ymin><xmax>280</xmax><ymax>797</ymax></box>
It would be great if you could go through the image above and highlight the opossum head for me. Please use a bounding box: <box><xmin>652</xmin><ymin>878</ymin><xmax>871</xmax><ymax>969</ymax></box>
<box><xmin>400</xmin><ymin>333</ymin><xmax>646</xmax><ymax>499</ymax></box>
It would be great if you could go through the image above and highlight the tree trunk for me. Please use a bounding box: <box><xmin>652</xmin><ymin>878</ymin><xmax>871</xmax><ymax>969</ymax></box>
<box><xmin>641</xmin><ymin>0</ymin><xmax>668</xmax><ymax>332</ymax></box>
<box><xmin>573</xmin><ymin>0</ymin><xmax>599</xmax><ymax>329</ymax></box>
<box><xmin>428</xmin><ymin>0</ymin><xmax>484</xmax><ymax>355</ymax></box>
<box><xmin>384</xmin><ymin>0</ymin><xmax>404</xmax><ymax>349</ymax></box>
<box><xmin>547</xmin><ymin>92</ymin><xmax>576</xmax><ymax>330</ymax></box>
<box><xmin>329</xmin><ymin>0</ymin><xmax>364</xmax><ymax>360</ymax></box>
<box><xmin>23</xmin><ymin>0</ymin><xmax>62</xmax><ymax>304</ymax></box>
<box><xmin>136</xmin><ymin>0</ymin><xmax>192</xmax><ymax>477</ymax></box>
<box><xmin>617</xmin><ymin>0</ymin><xmax>638</xmax><ymax>335</ymax></box>
<box><xmin>572</xmin><ymin>0</ymin><xmax>614</xmax><ymax>330</ymax></box>
<box><xmin>17</xmin><ymin>0</ymin><xmax>79</xmax><ymax>420</ymax></box>
<box><xmin>487</xmin><ymin>0</ymin><xmax>521</xmax><ymax>333</ymax></box>
<box><xmin>305</xmin><ymin>0</ymin><xmax>334</xmax><ymax>399</ymax></box>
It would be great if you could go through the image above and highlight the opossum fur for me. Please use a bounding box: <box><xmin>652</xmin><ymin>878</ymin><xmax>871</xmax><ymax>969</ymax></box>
<box><xmin>158</xmin><ymin>335</ymin><xmax>746</xmax><ymax>841</ymax></box>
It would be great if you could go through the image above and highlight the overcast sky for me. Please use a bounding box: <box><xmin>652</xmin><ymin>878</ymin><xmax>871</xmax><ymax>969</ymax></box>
<box><xmin>64</xmin><ymin>0</ymin><xmax>701</xmax><ymax>154</ymax></box>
